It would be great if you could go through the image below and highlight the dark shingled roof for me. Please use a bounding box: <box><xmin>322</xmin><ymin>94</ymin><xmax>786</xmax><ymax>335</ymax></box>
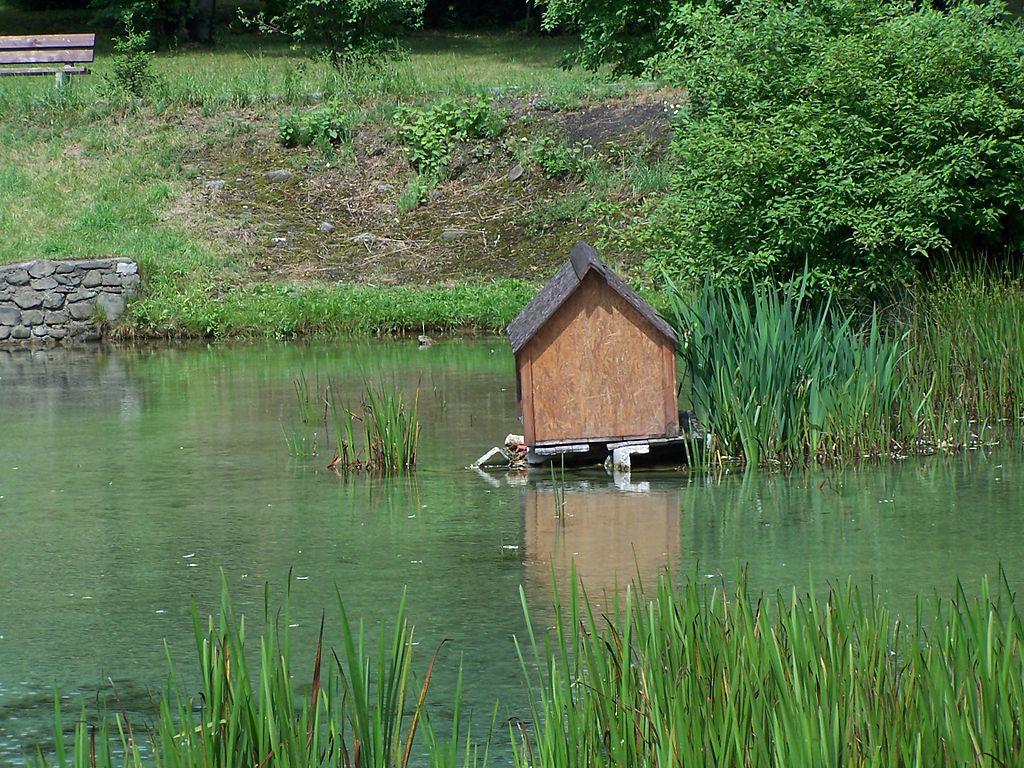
<box><xmin>507</xmin><ymin>242</ymin><xmax>680</xmax><ymax>355</ymax></box>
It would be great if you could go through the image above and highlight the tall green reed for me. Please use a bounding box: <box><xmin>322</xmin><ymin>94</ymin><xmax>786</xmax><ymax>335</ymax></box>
<box><xmin>38</xmin><ymin>571</ymin><xmax>1024</xmax><ymax>767</ymax></box>
<box><xmin>514</xmin><ymin>571</ymin><xmax>1024</xmax><ymax>768</ymax></box>
<box><xmin>667</xmin><ymin>269</ymin><xmax>1024</xmax><ymax>466</ymax></box>
<box><xmin>39</xmin><ymin>577</ymin><xmax>458</xmax><ymax>768</ymax></box>
<box><xmin>362</xmin><ymin>382</ymin><xmax>421</xmax><ymax>473</ymax></box>
<box><xmin>903</xmin><ymin>266</ymin><xmax>1024</xmax><ymax>445</ymax></box>
<box><xmin>285</xmin><ymin>375</ymin><xmax>421</xmax><ymax>472</ymax></box>
<box><xmin>666</xmin><ymin>278</ymin><xmax>913</xmax><ymax>466</ymax></box>
<box><xmin>284</xmin><ymin>370</ymin><xmax>325</xmax><ymax>458</ymax></box>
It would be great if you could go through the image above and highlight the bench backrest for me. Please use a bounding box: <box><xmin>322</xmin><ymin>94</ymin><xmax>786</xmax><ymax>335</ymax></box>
<box><xmin>0</xmin><ymin>34</ymin><xmax>96</xmax><ymax>73</ymax></box>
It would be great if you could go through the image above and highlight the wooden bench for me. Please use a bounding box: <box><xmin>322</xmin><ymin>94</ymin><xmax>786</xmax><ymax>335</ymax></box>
<box><xmin>0</xmin><ymin>34</ymin><xmax>96</xmax><ymax>87</ymax></box>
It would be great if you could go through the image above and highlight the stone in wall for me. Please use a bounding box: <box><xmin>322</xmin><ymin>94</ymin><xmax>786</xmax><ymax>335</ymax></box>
<box><xmin>0</xmin><ymin>258</ymin><xmax>140</xmax><ymax>347</ymax></box>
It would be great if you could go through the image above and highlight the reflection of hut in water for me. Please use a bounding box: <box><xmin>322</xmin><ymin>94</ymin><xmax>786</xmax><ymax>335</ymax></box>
<box><xmin>507</xmin><ymin>242</ymin><xmax>681</xmax><ymax>453</ymax></box>
<box><xmin>522</xmin><ymin>476</ymin><xmax>681</xmax><ymax>599</ymax></box>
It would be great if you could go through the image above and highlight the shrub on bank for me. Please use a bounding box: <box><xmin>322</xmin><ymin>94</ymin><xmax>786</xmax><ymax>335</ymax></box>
<box><xmin>243</xmin><ymin>0</ymin><xmax>426</xmax><ymax>67</ymax></box>
<box><xmin>617</xmin><ymin>0</ymin><xmax>1024</xmax><ymax>292</ymax></box>
<box><xmin>278</xmin><ymin>100</ymin><xmax>359</xmax><ymax>150</ymax></box>
<box><xmin>394</xmin><ymin>98</ymin><xmax>506</xmax><ymax>178</ymax></box>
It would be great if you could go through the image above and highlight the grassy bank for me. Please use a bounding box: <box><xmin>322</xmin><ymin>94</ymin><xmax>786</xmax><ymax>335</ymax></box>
<box><xmin>0</xmin><ymin>96</ymin><xmax>538</xmax><ymax>336</ymax></box>
<box><xmin>38</xmin><ymin>573</ymin><xmax>1024</xmax><ymax>767</ymax></box>
<box><xmin>127</xmin><ymin>279</ymin><xmax>535</xmax><ymax>337</ymax></box>
<box><xmin>0</xmin><ymin>6</ymin><xmax>659</xmax><ymax>337</ymax></box>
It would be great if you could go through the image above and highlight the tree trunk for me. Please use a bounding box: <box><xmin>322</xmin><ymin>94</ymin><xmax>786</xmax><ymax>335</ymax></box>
<box><xmin>189</xmin><ymin>0</ymin><xmax>216</xmax><ymax>46</ymax></box>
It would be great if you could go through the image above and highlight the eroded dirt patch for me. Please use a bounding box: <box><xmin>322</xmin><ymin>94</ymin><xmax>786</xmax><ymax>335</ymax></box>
<box><xmin>559</xmin><ymin>99</ymin><xmax>674</xmax><ymax>147</ymax></box>
<box><xmin>173</xmin><ymin>92</ymin><xmax>678</xmax><ymax>287</ymax></box>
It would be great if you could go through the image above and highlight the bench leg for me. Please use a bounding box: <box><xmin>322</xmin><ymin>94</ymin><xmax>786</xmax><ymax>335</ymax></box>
<box><xmin>55</xmin><ymin>71</ymin><xmax>67</xmax><ymax>89</ymax></box>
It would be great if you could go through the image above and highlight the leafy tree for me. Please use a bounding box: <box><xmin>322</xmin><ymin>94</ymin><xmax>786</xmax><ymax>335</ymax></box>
<box><xmin>243</xmin><ymin>0</ymin><xmax>426</xmax><ymax>66</ymax></box>
<box><xmin>622</xmin><ymin>0</ymin><xmax>1024</xmax><ymax>292</ymax></box>
<box><xmin>541</xmin><ymin>0</ymin><xmax>674</xmax><ymax>74</ymax></box>
<box><xmin>90</xmin><ymin>0</ymin><xmax>215</xmax><ymax>45</ymax></box>
<box><xmin>104</xmin><ymin>12</ymin><xmax>160</xmax><ymax>98</ymax></box>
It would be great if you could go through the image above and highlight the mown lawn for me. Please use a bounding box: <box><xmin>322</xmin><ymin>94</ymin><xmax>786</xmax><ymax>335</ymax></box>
<box><xmin>0</xmin><ymin>27</ymin><xmax>625</xmax><ymax>111</ymax></box>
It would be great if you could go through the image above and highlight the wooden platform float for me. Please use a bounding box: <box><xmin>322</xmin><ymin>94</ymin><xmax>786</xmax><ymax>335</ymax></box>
<box><xmin>474</xmin><ymin>241</ymin><xmax>703</xmax><ymax>473</ymax></box>
<box><xmin>527</xmin><ymin>412</ymin><xmax>705</xmax><ymax>470</ymax></box>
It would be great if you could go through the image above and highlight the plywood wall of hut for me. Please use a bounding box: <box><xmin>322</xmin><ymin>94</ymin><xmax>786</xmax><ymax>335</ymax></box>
<box><xmin>519</xmin><ymin>272</ymin><xmax>678</xmax><ymax>445</ymax></box>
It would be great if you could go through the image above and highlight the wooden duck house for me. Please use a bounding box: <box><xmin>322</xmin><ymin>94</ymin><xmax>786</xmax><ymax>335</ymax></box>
<box><xmin>507</xmin><ymin>242</ymin><xmax>680</xmax><ymax>449</ymax></box>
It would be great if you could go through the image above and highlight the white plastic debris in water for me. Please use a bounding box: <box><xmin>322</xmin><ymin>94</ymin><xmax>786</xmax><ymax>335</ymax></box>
<box><xmin>472</xmin><ymin>446</ymin><xmax>510</xmax><ymax>468</ymax></box>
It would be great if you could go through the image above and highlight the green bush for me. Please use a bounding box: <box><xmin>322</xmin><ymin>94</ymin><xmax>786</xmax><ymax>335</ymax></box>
<box><xmin>278</xmin><ymin>100</ymin><xmax>357</xmax><ymax>150</ymax></box>
<box><xmin>541</xmin><ymin>0</ymin><xmax>673</xmax><ymax>75</ymax></box>
<box><xmin>527</xmin><ymin>135</ymin><xmax>595</xmax><ymax>178</ymax></box>
<box><xmin>103</xmin><ymin>15</ymin><xmax>160</xmax><ymax>100</ymax></box>
<box><xmin>630</xmin><ymin>0</ymin><xmax>1024</xmax><ymax>293</ymax></box>
<box><xmin>90</xmin><ymin>0</ymin><xmax>208</xmax><ymax>45</ymax></box>
<box><xmin>394</xmin><ymin>98</ymin><xmax>505</xmax><ymax>177</ymax></box>
<box><xmin>243</xmin><ymin>0</ymin><xmax>425</xmax><ymax>67</ymax></box>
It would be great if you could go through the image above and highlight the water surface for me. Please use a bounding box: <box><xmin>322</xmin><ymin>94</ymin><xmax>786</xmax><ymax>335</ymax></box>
<box><xmin>0</xmin><ymin>340</ymin><xmax>1020</xmax><ymax>760</ymax></box>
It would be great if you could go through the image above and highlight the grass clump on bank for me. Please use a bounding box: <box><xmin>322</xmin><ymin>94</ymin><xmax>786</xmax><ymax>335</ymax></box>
<box><xmin>127</xmin><ymin>279</ymin><xmax>535</xmax><ymax>338</ymax></box>
<box><xmin>39</xmin><ymin>573</ymin><xmax>1024</xmax><ymax>767</ymax></box>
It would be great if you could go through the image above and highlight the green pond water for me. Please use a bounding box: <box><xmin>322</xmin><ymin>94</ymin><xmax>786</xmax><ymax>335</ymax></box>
<box><xmin>1</xmin><ymin>339</ymin><xmax>1022</xmax><ymax>761</ymax></box>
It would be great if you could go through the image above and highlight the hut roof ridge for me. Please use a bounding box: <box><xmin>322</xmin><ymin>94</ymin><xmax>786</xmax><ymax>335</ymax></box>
<box><xmin>506</xmin><ymin>242</ymin><xmax>680</xmax><ymax>354</ymax></box>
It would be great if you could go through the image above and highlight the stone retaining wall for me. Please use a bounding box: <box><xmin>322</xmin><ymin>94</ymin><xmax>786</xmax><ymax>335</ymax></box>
<box><xmin>0</xmin><ymin>258</ymin><xmax>140</xmax><ymax>346</ymax></box>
